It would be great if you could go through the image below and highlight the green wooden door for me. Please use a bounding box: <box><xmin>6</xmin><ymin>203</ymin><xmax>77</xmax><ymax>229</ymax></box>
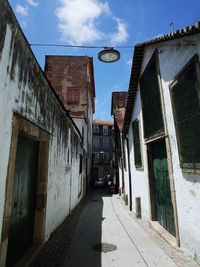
<box><xmin>6</xmin><ymin>135</ymin><xmax>39</xmax><ymax>266</ymax></box>
<box><xmin>151</xmin><ymin>140</ymin><xmax>176</xmax><ymax>236</ymax></box>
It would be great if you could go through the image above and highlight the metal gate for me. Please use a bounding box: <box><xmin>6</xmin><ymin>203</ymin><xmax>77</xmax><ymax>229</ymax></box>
<box><xmin>151</xmin><ymin>139</ymin><xmax>176</xmax><ymax>236</ymax></box>
<box><xmin>6</xmin><ymin>135</ymin><xmax>39</xmax><ymax>266</ymax></box>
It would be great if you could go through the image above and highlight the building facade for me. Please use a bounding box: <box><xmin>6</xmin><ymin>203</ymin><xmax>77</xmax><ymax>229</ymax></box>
<box><xmin>111</xmin><ymin>92</ymin><xmax>128</xmax><ymax>195</ymax></box>
<box><xmin>45</xmin><ymin>55</ymin><xmax>95</xmax><ymax>189</ymax></box>
<box><xmin>92</xmin><ymin>120</ymin><xmax>113</xmax><ymax>179</ymax></box>
<box><xmin>0</xmin><ymin>1</ymin><xmax>88</xmax><ymax>265</ymax></box>
<box><xmin>122</xmin><ymin>22</ymin><xmax>200</xmax><ymax>263</ymax></box>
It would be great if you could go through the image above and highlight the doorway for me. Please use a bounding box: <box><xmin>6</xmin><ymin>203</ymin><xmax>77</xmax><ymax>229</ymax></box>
<box><xmin>6</xmin><ymin>135</ymin><xmax>39</xmax><ymax>266</ymax></box>
<box><xmin>0</xmin><ymin>114</ymin><xmax>50</xmax><ymax>266</ymax></box>
<box><xmin>149</xmin><ymin>139</ymin><xmax>176</xmax><ymax>236</ymax></box>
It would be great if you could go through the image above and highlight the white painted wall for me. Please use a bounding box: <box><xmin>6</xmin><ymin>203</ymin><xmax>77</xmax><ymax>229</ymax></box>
<box><xmin>126</xmin><ymin>90</ymin><xmax>150</xmax><ymax>221</ymax></box>
<box><xmin>0</xmin><ymin>20</ymin><xmax>85</xmax><ymax>244</ymax></box>
<box><xmin>128</xmin><ymin>34</ymin><xmax>200</xmax><ymax>261</ymax></box>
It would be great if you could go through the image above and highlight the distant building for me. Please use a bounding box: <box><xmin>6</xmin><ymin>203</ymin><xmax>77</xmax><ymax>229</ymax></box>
<box><xmin>45</xmin><ymin>55</ymin><xmax>95</xmax><ymax>188</ymax></box>
<box><xmin>92</xmin><ymin>120</ymin><xmax>113</xmax><ymax>179</ymax></box>
<box><xmin>111</xmin><ymin>92</ymin><xmax>128</xmax><ymax>194</ymax></box>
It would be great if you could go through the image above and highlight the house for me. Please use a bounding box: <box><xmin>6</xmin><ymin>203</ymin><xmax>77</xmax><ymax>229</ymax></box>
<box><xmin>92</xmin><ymin>119</ymin><xmax>113</xmax><ymax>180</ymax></box>
<box><xmin>0</xmin><ymin>1</ymin><xmax>88</xmax><ymax>265</ymax></box>
<box><xmin>122</xmin><ymin>22</ymin><xmax>200</xmax><ymax>262</ymax></box>
<box><xmin>111</xmin><ymin>92</ymin><xmax>128</xmax><ymax>196</ymax></box>
<box><xmin>45</xmin><ymin>55</ymin><xmax>95</xmax><ymax>190</ymax></box>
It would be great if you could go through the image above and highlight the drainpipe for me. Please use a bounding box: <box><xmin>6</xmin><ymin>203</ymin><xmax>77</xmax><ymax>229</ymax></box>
<box><xmin>125</xmin><ymin>136</ymin><xmax>132</xmax><ymax>211</ymax></box>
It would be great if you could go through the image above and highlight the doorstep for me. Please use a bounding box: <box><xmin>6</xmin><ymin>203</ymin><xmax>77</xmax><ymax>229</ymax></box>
<box><xmin>149</xmin><ymin>221</ymin><xmax>177</xmax><ymax>248</ymax></box>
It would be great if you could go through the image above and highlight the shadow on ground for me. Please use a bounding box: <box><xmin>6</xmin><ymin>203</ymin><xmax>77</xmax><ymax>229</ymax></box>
<box><xmin>30</xmin><ymin>187</ymin><xmax>111</xmax><ymax>267</ymax></box>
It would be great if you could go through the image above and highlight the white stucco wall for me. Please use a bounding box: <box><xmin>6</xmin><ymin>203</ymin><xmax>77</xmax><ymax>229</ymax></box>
<box><xmin>127</xmin><ymin>90</ymin><xmax>150</xmax><ymax>221</ymax></box>
<box><xmin>0</xmin><ymin>17</ymin><xmax>85</xmax><ymax>244</ymax></box>
<box><xmin>131</xmin><ymin>34</ymin><xmax>200</xmax><ymax>261</ymax></box>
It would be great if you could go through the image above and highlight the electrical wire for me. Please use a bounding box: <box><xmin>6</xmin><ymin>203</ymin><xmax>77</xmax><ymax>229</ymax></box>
<box><xmin>29</xmin><ymin>43</ymin><xmax>134</xmax><ymax>49</ymax></box>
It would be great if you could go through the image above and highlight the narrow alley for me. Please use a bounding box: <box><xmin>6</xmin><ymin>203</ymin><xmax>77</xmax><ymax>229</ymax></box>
<box><xmin>29</xmin><ymin>188</ymin><xmax>197</xmax><ymax>267</ymax></box>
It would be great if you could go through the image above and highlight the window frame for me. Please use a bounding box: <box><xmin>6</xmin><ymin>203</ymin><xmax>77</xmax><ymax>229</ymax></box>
<box><xmin>103</xmin><ymin>138</ymin><xmax>109</xmax><ymax>148</ymax></box>
<box><xmin>93</xmin><ymin>137</ymin><xmax>99</xmax><ymax>148</ymax></box>
<box><xmin>103</xmin><ymin>125</ymin><xmax>108</xmax><ymax>135</ymax></box>
<box><xmin>94</xmin><ymin>152</ymin><xmax>99</xmax><ymax>163</ymax></box>
<box><xmin>169</xmin><ymin>54</ymin><xmax>200</xmax><ymax>172</ymax></box>
<box><xmin>93</xmin><ymin>125</ymin><xmax>99</xmax><ymax>133</ymax></box>
<box><xmin>67</xmin><ymin>87</ymin><xmax>80</xmax><ymax>105</ymax></box>
<box><xmin>139</xmin><ymin>51</ymin><xmax>164</xmax><ymax>140</ymax></box>
<box><xmin>103</xmin><ymin>152</ymin><xmax>109</xmax><ymax>163</ymax></box>
<box><xmin>132</xmin><ymin>119</ymin><xmax>143</xmax><ymax>168</ymax></box>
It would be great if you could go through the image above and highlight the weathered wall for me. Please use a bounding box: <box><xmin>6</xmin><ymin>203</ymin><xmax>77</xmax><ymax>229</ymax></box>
<box><xmin>131</xmin><ymin>34</ymin><xmax>200</xmax><ymax>261</ymax></box>
<box><xmin>126</xmin><ymin>90</ymin><xmax>150</xmax><ymax>221</ymax></box>
<box><xmin>0</xmin><ymin>0</ymin><xmax>84</xmax><ymax>244</ymax></box>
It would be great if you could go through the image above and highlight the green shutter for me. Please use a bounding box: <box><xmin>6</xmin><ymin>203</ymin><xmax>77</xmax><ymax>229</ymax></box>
<box><xmin>140</xmin><ymin>56</ymin><xmax>164</xmax><ymax>139</ymax></box>
<box><xmin>132</xmin><ymin>119</ymin><xmax>142</xmax><ymax>167</ymax></box>
<box><xmin>170</xmin><ymin>59</ymin><xmax>200</xmax><ymax>169</ymax></box>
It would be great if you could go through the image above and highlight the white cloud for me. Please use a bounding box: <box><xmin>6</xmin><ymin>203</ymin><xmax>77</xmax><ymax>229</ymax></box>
<box><xmin>16</xmin><ymin>4</ymin><xmax>28</xmax><ymax>16</ymax></box>
<box><xmin>56</xmin><ymin>0</ymin><xmax>128</xmax><ymax>45</ymax></box>
<box><xmin>26</xmin><ymin>0</ymin><xmax>39</xmax><ymax>7</ymax></box>
<box><xmin>56</xmin><ymin>0</ymin><xmax>110</xmax><ymax>44</ymax></box>
<box><xmin>110</xmin><ymin>18</ymin><xmax>128</xmax><ymax>45</ymax></box>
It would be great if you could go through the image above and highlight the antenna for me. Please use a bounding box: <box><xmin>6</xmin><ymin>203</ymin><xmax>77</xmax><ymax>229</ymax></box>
<box><xmin>170</xmin><ymin>22</ymin><xmax>175</xmax><ymax>33</ymax></box>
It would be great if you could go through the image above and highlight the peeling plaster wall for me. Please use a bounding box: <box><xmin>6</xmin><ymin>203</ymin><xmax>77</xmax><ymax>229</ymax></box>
<box><xmin>131</xmin><ymin>34</ymin><xmax>200</xmax><ymax>261</ymax></box>
<box><xmin>0</xmin><ymin>0</ymin><xmax>84</xmax><ymax>242</ymax></box>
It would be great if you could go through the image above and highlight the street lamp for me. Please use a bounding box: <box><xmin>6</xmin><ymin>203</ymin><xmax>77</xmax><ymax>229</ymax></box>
<box><xmin>98</xmin><ymin>47</ymin><xmax>120</xmax><ymax>63</ymax></box>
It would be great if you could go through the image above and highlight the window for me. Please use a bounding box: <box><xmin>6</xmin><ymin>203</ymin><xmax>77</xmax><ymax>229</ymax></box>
<box><xmin>104</xmin><ymin>152</ymin><xmax>109</xmax><ymax>163</ymax></box>
<box><xmin>140</xmin><ymin>53</ymin><xmax>164</xmax><ymax>139</ymax></box>
<box><xmin>93</xmin><ymin>138</ymin><xmax>99</xmax><ymax>148</ymax></box>
<box><xmin>67</xmin><ymin>87</ymin><xmax>79</xmax><ymax>104</ymax></box>
<box><xmin>103</xmin><ymin>126</ymin><xmax>108</xmax><ymax>135</ymax></box>
<box><xmin>170</xmin><ymin>55</ymin><xmax>200</xmax><ymax>170</ymax></box>
<box><xmin>103</xmin><ymin>139</ymin><xmax>109</xmax><ymax>148</ymax></box>
<box><xmin>132</xmin><ymin>119</ymin><xmax>142</xmax><ymax>168</ymax></box>
<box><xmin>93</xmin><ymin>125</ymin><xmax>99</xmax><ymax>133</ymax></box>
<box><xmin>94</xmin><ymin>152</ymin><xmax>99</xmax><ymax>163</ymax></box>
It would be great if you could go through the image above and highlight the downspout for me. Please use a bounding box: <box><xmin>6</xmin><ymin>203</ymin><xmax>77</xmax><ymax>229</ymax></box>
<box><xmin>125</xmin><ymin>136</ymin><xmax>132</xmax><ymax>211</ymax></box>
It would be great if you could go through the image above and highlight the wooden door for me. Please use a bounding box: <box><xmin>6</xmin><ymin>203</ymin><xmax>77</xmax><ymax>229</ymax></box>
<box><xmin>151</xmin><ymin>139</ymin><xmax>176</xmax><ymax>236</ymax></box>
<box><xmin>6</xmin><ymin>135</ymin><xmax>39</xmax><ymax>266</ymax></box>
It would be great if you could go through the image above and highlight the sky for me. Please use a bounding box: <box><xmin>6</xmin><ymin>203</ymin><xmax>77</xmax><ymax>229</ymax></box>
<box><xmin>9</xmin><ymin>0</ymin><xmax>200</xmax><ymax>121</ymax></box>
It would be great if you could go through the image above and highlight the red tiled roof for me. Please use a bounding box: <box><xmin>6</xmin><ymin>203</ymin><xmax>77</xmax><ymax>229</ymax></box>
<box><xmin>93</xmin><ymin>119</ymin><xmax>113</xmax><ymax>126</ymax></box>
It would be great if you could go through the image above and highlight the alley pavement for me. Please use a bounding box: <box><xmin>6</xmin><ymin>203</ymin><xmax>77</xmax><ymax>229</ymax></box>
<box><xmin>30</xmin><ymin>188</ymin><xmax>199</xmax><ymax>267</ymax></box>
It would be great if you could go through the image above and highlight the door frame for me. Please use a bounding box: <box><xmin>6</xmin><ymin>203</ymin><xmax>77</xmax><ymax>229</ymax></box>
<box><xmin>145</xmin><ymin>104</ymin><xmax>180</xmax><ymax>246</ymax></box>
<box><xmin>0</xmin><ymin>114</ymin><xmax>50</xmax><ymax>266</ymax></box>
<box><xmin>145</xmin><ymin>50</ymin><xmax>180</xmax><ymax>246</ymax></box>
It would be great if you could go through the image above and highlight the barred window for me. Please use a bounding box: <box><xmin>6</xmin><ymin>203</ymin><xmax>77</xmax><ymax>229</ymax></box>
<box><xmin>103</xmin><ymin>139</ymin><xmax>109</xmax><ymax>148</ymax></box>
<box><xmin>132</xmin><ymin>119</ymin><xmax>142</xmax><ymax>168</ymax></box>
<box><xmin>103</xmin><ymin>152</ymin><xmax>109</xmax><ymax>163</ymax></box>
<box><xmin>140</xmin><ymin>54</ymin><xmax>164</xmax><ymax>139</ymax></box>
<box><xmin>103</xmin><ymin>126</ymin><xmax>108</xmax><ymax>135</ymax></box>
<box><xmin>93</xmin><ymin>138</ymin><xmax>99</xmax><ymax>148</ymax></box>
<box><xmin>170</xmin><ymin>56</ymin><xmax>200</xmax><ymax>170</ymax></box>
<box><xmin>94</xmin><ymin>152</ymin><xmax>99</xmax><ymax>163</ymax></box>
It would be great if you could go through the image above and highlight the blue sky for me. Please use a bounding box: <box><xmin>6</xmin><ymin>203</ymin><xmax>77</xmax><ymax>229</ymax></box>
<box><xmin>9</xmin><ymin>0</ymin><xmax>200</xmax><ymax>120</ymax></box>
